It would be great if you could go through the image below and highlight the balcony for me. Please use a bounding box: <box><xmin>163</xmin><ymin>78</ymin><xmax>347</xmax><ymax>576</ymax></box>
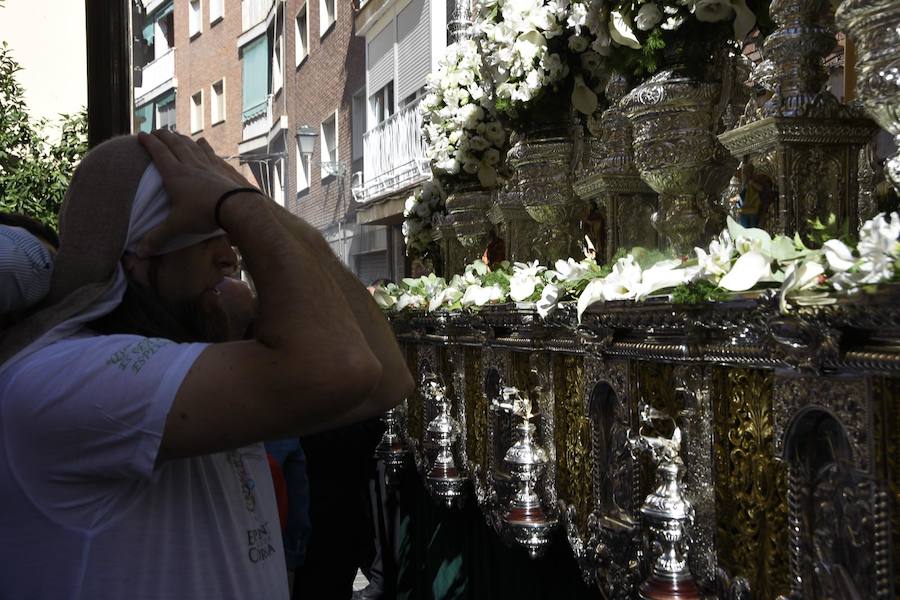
<box><xmin>240</xmin><ymin>94</ymin><xmax>273</xmax><ymax>151</ymax></box>
<box><xmin>354</xmin><ymin>98</ymin><xmax>430</xmax><ymax>204</ymax></box>
<box><xmin>242</xmin><ymin>0</ymin><xmax>275</xmax><ymax>33</ymax></box>
<box><xmin>134</xmin><ymin>48</ymin><xmax>175</xmax><ymax>107</ymax></box>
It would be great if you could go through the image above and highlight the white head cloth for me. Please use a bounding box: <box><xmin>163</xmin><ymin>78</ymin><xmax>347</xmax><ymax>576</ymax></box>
<box><xmin>0</xmin><ymin>163</ymin><xmax>225</xmax><ymax>375</ymax></box>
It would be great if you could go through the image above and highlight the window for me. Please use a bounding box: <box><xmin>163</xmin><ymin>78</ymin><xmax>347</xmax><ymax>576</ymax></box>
<box><xmin>211</xmin><ymin>79</ymin><xmax>225</xmax><ymax>124</ymax></box>
<box><xmin>272</xmin><ymin>25</ymin><xmax>283</xmax><ymax>94</ymax></box>
<box><xmin>242</xmin><ymin>36</ymin><xmax>269</xmax><ymax>120</ymax></box>
<box><xmin>320</xmin><ymin>111</ymin><xmax>338</xmax><ymax>178</ymax></box>
<box><xmin>319</xmin><ymin>0</ymin><xmax>335</xmax><ymax>36</ymax></box>
<box><xmin>295</xmin><ymin>5</ymin><xmax>308</xmax><ymax>66</ymax></box>
<box><xmin>189</xmin><ymin>0</ymin><xmax>202</xmax><ymax>38</ymax></box>
<box><xmin>272</xmin><ymin>159</ymin><xmax>285</xmax><ymax>206</ymax></box>
<box><xmin>191</xmin><ymin>91</ymin><xmax>204</xmax><ymax>133</ymax></box>
<box><xmin>369</xmin><ymin>81</ymin><xmax>394</xmax><ymax>126</ymax></box>
<box><xmin>157</xmin><ymin>95</ymin><xmax>177</xmax><ymax>131</ymax></box>
<box><xmin>209</xmin><ymin>0</ymin><xmax>224</xmax><ymax>23</ymax></box>
<box><xmin>295</xmin><ymin>141</ymin><xmax>311</xmax><ymax>193</ymax></box>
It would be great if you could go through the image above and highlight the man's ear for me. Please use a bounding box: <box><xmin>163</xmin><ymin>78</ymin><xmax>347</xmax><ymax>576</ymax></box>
<box><xmin>123</xmin><ymin>253</ymin><xmax>150</xmax><ymax>287</ymax></box>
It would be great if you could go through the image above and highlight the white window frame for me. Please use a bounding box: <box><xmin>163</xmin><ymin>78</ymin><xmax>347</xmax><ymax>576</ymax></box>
<box><xmin>295</xmin><ymin>4</ymin><xmax>309</xmax><ymax>66</ymax></box>
<box><xmin>320</xmin><ymin>110</ymin><xmax>338</xmax><ymax>179</ymax></box>
<box><xmin>319</xmin><ymin>0</ymin><xmax>336</xmax><ymax>37</ymax></box>
<box><xmin>272</xmin><ymin>158</ymin><xmax>286</xmax><ymax>206</ymax></box>
<box><xmin>209</xmin><ymin>0</ymin><xmax>224</xmax><ymax>24</ymax></box>
<box><xmin>191</xmin><ymin>90</ymin><xmax>204</xmax><ymax>133</ymax></box>
<box><xmin>211</xmin><ymin>79</ymin><xmax>226</xmax><ymax>125</ymax></box>
<box><xmin>368</xmin><ymin>81</ymin><xmax>394</xmax><ymax>128</ymax></box>
<box><xmin>272</xmin><ymin>26</ymin><xmax>283</xmax><ymax>94</ymax></box>
<box><xmin>189</xmin><ymin>0</ymin><xmax>203</xmax><ymax>38</ymax></box>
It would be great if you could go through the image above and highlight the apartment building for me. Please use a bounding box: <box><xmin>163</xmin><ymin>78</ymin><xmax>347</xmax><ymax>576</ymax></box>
<box><xmin>132</xmin><ymin>0</ymin><xmax>418</xmax><ymax>283</ymax></box>
<box><xmin>353</xmin><ymin>0</ymin><xmax>449</xmax><ymax>279</ymax></box>
<box><xmin>133</xmin><ymin>0</ymin><xmax>177</xmax><ymax>133</ymax></box>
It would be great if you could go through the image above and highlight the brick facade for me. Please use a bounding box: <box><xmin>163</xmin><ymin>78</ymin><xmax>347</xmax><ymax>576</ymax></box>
<box><xmin>284</xmin><ymin>0</ymin><xmax>364</xmax><ymax>230</ymax></box>
<box><xmin>144</xmin><ymin>0</ymin><xmax>370</xmax><ymax>267</ymax></box>
<box><xmin>173</xmin><ymin>0</ymin><xmax>251</xmax><ymax>177</ymax></box>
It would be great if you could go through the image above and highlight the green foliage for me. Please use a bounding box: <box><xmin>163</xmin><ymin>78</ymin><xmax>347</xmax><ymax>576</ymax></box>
<box><xmin>0</xmin><ymin>42</ymin><xmax>87</xmax><ymax>230</ymax></box>
<box><xmin>671</xmin><ymin>279</ymin><xmax>730</xmax><ymax>304</ymax></box>
<box><xmin>482</xmin><ymin>265</ymin><xmax>512</xmax><ymax>294</ymax></box>
<box><xmin>806</xmin><ymin>214</ymin><xmax>852</xmax><ymax>248</ymax></box>
<box><xmin>638</xmin><ymin>29</ymin><xmax>666</xmax><ymax>75</ymax></box>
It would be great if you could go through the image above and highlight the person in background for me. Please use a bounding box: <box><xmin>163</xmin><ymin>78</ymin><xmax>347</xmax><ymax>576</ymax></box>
<box><xmin>0</xmin><ymin>213</ymin><xmax>58</xmax><ymax>325</ymax></box>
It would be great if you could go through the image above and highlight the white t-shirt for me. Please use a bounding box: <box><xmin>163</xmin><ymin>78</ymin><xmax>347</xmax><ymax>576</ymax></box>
<box><xmin>0</xmin><ymin>332</ymin><xmax>289</xmax><ymax>600</ymax></box>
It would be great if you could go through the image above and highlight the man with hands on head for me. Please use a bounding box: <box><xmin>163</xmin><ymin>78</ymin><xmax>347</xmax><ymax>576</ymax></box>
<box><xmin>0</xmin><ymin>130</ymin><xmax>413</xmax><ymax>600</ymax></box>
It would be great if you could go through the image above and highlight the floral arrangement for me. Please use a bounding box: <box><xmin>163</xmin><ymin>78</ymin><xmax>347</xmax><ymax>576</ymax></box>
<box><xmin>376</xmin><ymin>212</ymin><xmax>900</xmax><ymax>317</ymax></box>
<box><xmin>402</xmin><ymin>178</ymin><xmax>446</xmax><ymax>258</ymax></box>
<box><xmin>475</xmin><ymin>0</ymin><xmax>611</xmax><ymax>119</ymax></box>
<box><xmin>597</xmin><ymin>0</ymin><xmax>770</xmax><ymax>76</ymax></box>
<box><xmin>421</xmin><ymin>39</ymin><xmax>508</xmax><ymax>188</ymax></box>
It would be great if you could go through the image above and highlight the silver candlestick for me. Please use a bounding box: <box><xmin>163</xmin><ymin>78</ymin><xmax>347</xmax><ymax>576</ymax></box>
<box><xmin>495</xmin><ymin>386</ymin><xmax>556</xmax><ymax>558</ymax></box>
<box><xmin>423</xmin><ymin>376</ymin><xmax>467</xmax><ymax>508</ymax></box>
<box><xmin>629</xmin><ymin>406</ymin><xmax>701</xmax><ymax>600</ymax></box>
<box><xmin>375</xmin><ymin>405</ymin><xmax>410</xmax><ymax>487</ymax></box>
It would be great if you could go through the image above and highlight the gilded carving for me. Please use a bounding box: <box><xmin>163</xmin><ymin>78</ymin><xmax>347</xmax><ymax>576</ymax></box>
<box><xmin>714</xmin><ymin>368</ymin><xmax>790</xmax><ymax>599</ymax></box>
<box><xmin>553</xmin><ymin>355</ymin><xmax>590</xmax><ymax>534</ymax></box>
<box><xmin>464</xmin><ymin>348</ymin><xmax>487</xmax><ymax>476</ymax></box>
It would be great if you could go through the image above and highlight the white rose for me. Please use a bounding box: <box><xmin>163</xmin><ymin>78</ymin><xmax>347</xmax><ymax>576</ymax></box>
<box><xmin>567</xmin><ymin>34</ymin><xmax>589</xmax><ymax>53</ymax></box>
<box><xmin>469</xmin><ymin>136</ymin><xmax>490</xmax><ymax>151</ymax></box>
<box><xmin>694</xmin><ymin>0</ymin><xmax>734</xmax><ymax>22</ymax></box>
<box><xmin>635</xmin><ymin>3</ymin><xmax>663</xmax><ymax>31</ymax></box>
<box><xmin>482</xmin><ymin>148</ymin><xmax>501</xmax><ymax>166</ymax></box>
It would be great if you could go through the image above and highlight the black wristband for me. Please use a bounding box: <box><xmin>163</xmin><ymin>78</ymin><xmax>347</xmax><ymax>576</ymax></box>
<box><xmin>214</xmin><ymin>187</ymin><xmax>263</xmax><ymax>229</ymax></box>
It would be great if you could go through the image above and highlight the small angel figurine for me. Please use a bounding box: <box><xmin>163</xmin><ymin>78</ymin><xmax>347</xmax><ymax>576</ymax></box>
<box><xmin>629</xmin><ymin>404</ymin><xmax>683</xmax><ymax>465</ymax></box>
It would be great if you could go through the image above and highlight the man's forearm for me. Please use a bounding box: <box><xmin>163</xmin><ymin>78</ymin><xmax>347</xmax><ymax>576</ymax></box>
<box><xmin>220</xmin><ymin>193</ymin><xmax>373</xmax><ymax>366</ymax></box>
<box><xmin>268</xmin><ymin>206</ymin><xmax>413</xmax><ymax>406</ymax></box>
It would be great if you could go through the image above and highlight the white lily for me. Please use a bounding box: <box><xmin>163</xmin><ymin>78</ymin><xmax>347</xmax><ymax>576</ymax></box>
<box><xmin>552</xmin><ymin>257</ymin><xmax>589</xmax><ymax>282</ymax></box>
<box><xmin>695</xmin><ymin>231</ymin><xmax>734</xmax><ymax>281</ymax></box>
<box><xmin>571</xmin><ymin>75</ymin><xmax>598</xmax><ymax>115</ymax></box>
<box><xmin>461</xmin><ymin>284</ymin><xmax>505</xmax><ymax>307</ymax></box>
<box><xmin>428</xmin><ymin>287</ymin><xmax>463</xmax><ymax>312</ymax></box>
<box><xmin>601</xmin><ymin>256</ymin><xmax>643</xmax><ymax>301</ymax></box>
<box><xmin>727</xmin><ymin>215</ymin><xmax>772</xmax><ymax>255</ymax></box>
<box><xmin>719</xmin><ymin>251</ymin><xmax>773</xmax><ymax>291</ymax></box>
<box><xmin>396</xmin><ymin>292</ymin><xmax>426</xmax><ymax>312</ymax></box>
<box><xmin>373</xmin><ymin>287</ymin><xmax>397</xmax><ymax>310</ymax></box>
<box><xmin>609</xmin><ymin>11</ymin><xmax>641</xmax><ymax>49</ymax></box>
<box><xmin>822</xmin><ymin>239</ymin><xmax>856</xmax><ymax>272</ymax></box>
<box><xmin>639</xmin><ymin>260</ymin><xmax>692</xmax><ymax>299</ymax></box>
<box><xmin>778</xmin><ymin>260</ymin><xmax>828</xmax><ymax>312</ymax></box>
<box><xmin>577</xmin><ymin>278</ymin><xmax>606</xmax><ymax>322</ymax></box>
<box><xmin>536</xmin><ymin>283</ymin><xmax>561</xmax><ymax>318</ymax></box>
<box><xmin>857</xmin><ymin>212</ymin><xmax>900</xmax><ymax>284</ymax></box>
<box><xmin>509</xmin><ymin>261</ymin><xmax>546</xmax><ymax>301</ymax></box>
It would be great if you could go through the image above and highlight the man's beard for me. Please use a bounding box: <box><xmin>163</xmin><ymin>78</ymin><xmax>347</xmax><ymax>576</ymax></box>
<box><xmin>165</xmin><ymin>291</ymin><xmax>232</xmax><ymax>344</ymax></box>
<box><xmin>89</xmin><ymin>265</ymin><xmax>234</xmax><ymax>344</ymax></box>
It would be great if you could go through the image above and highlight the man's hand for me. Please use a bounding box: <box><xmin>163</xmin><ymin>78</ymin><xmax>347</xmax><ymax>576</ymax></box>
<box><xmin>137</xmin><ymin>130</ymin><xmax>257</xmax><ymax>257</ymax></box>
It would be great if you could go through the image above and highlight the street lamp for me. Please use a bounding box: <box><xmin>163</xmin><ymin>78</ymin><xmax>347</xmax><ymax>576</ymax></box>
<box><xmin>295</xmin><ymin>125</ymin><xmax>318</xmax><ymax>155</ymax></box>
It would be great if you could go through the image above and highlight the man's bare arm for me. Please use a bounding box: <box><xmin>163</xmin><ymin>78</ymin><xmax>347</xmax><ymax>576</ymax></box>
<box><xmin>269</xmin><ymin>208</ymin><xmax>414</xmax><ymax>411</ymax></box>
<box><xmin>139</xmin><ymin>131</ymin><xmax>388</xmax><ymax>459</ymax></box>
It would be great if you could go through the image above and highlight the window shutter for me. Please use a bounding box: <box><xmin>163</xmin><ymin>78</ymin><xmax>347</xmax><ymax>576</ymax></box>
<box><xmin>242</xmin><ymin>36</ymin><xmax>269</xmax><ymax>118</ymax></box>
<box><xmin>396</xmin><ymin>0</ymin><xmax>430</xmax><ymax>101</ymax></box>
<box><xmin>367</xmin><ymin>22</ymin><xmax>395</xmax><ymax>97</ymax></box>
